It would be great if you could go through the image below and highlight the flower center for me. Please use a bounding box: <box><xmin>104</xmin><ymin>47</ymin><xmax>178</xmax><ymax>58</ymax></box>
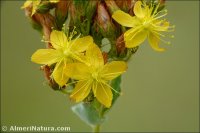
<box><xmin>63</xmin><ymin>49</ymin><xmax>71</xmax><ymax>57</ymax></box>
<box><xmin>91</xmin><ymin>71</ymin><xmax>100</xmax><ymax>81</ymax></box>
<box><xmin>143</xmin><ymin>19</ymin><xmax>151</xmax><ymax>28</ymax></box>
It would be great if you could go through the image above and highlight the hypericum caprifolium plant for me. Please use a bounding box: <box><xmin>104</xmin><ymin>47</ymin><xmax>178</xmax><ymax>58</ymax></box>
<box><xmin>22</xmin><ymin>0</ymin><xmax>174</xmax><ymax>132</ymax></box>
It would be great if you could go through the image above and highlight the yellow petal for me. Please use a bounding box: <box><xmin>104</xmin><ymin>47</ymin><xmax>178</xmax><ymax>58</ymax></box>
<box><xmin>31</xmin><ymin>49</ymin><xmax>61</xmax><ymax>65</ymax></box>
<box><xmin>101</xmin><ymin>61</ymin><xmax>127</xmax><ymax>80</ymax></box>
<box><xmin>124</xmin><ymin>28</ymin><xmax>147</xmax><ymax>48</ymax></box>
<box><xmin>70</xmin><ymin>81</ymin><xmax>92</xmax><ymax>102</ymax></box>
<box><xmin>50</xmin><ymin>30</ymin><xmax>67</xmax><ymax>49</ymax></box>
<box><xmin>31</xmin><ymin>0</ymin><xmax>41</xmax><ymax>16</ymax></box>
<box><xmin>52</xmin><ymin>61</ymin><xmax>69</xmax><ymax>86</ymax></box>
<box><xmin>65</xmin><ymin>63</ymin><xmax>90</xmax><ymax>80</ymax></box>
<box><xmin>134</xmin><ymin>1</ymin><xmax>145</xmax><ymax>18</ymax></box>
<box><xmin>148</xmin><ymin>32</ymin><xmax>165</xmax><ymax>52</ymax></box>
<box><xmin>21</xmin><ymin>0</ymin><xmax>32</xmax><ymax>9</ymax></box>
<box><xmin>95</xmin><ymin>83</ymin><xmax>113</xmax><ymax>108</ymax></box>
<box><xmin>92</xmin><ymin>81</ymin><xmax>97</xmax><ymax>96</ymax></box>
<box><xmin>112</xmin><ymin>10</ymin><xmax>136</xmax><ymax>27</ymax></box>
<box><xmin>70</xmin><ymin>36</ymin><xmax>93</xmax><ymax>52</ymax></box>
<box><xmin>86</xmin><ymin>44</ymin><xmax>104</xmax><ymax>68</ymax></box>
<box><xmin>49</xmin><ymin>0</ymin><xmax>59</xmax><ymax>3</ymax></box>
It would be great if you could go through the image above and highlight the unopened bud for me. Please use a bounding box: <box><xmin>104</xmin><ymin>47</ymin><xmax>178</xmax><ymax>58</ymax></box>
<box><xmin>69</xmin><ymin>1</ymin><xmax>98</xmax><ymax>35</ymax></box>
<box><xmin>116</xmin><ymin>34</ymin><xmax>126</xmax><ymax>55</ymax></box>
<box><xmin>34</xmin><ymin>13</ymin><xmax>56</xmax><ymax>48</ymax></box>
<box><xmin>96</xmin><ymin>3</ymin><xmax>115</xmax><ymax>38</ymax></box>
<box><xmin>115</xmin><ymin>0</ymin><xmax>135</xmax><ymax>12</ymax></box>
<box><xmin>102</xmin><ymin>52</ymin><xmax>108</xmax><ymax>64</ymax></box>
<box><xmin>104</xmin><ymin>0</ymin><xmax>119</xmax><ymax>15</ymax></box>
<box><xmin>55</xmin><ymin>0</ymin><xmax>71</xmax><ymax>29</ymax></box>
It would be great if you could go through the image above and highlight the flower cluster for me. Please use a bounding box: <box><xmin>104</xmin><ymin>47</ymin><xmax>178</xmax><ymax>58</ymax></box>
<box><xmin>112</xmin><ymin>1</ymin><xmax>175</xmax><ymax>51</ymax></box>
<box><xmin>31</xmin><ymin>29</ymin><xmax>127</xmax><ymax>108</ymax></box>
<box><xmin>22</xmin><ymin>0</ymin><xmax>174</xmax><ymax>115</ymax></box>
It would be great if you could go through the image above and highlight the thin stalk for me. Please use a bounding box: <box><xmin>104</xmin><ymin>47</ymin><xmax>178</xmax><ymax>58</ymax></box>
<box><xmin>93</xmin><ymin>124</ymin><xmax>100</xmax><ymax>133</ymax></box>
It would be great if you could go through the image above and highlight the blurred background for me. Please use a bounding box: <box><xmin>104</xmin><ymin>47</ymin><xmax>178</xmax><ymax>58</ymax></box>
<box><xmin>1</xmin><ymin>1</ymin><xmax>199</xmax><ymax>132</ymax></box>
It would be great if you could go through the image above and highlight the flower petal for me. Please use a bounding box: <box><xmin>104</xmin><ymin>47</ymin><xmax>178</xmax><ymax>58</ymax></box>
<box><xmin>134</xmin><ymin>1</ymin><xmax>145</xmax><ymax>18</ymax></box>
<box><xmin>95</xmin><ymin>82</ymin><xmax>113</xmax><ymax>108</ymax></box>
<box><xmin>86</xmin><ymin>44</ymin><xmax>104</xmax><ymax>68</ymax></box>
<box><xmin>21</xmin><ymin>0</ymin><xmax>32</xmax><ymax>9</ymax></box>
<box><xmin>49</xmin><ymin>0</ymin><xmax>59</xmax><ymax>3</ymax></box>
<box><xmin>70</xmin><ymin>81</ymin><xmax>92</xmax><ymax>102</ymax></box>
<box><xmin>52</xmin><ymin>60</ymin><xmax>69</xmax><ymax>86</ymax></box>
<box><xmin>70</xmin><ymin>36</ymin><xmax>93</xmax><ymax>52</ymax></box>
<box><xmin>50</xmin><ymin>30</ymin><xmax>67</xmax><ymax>49</ymax></box>
<box><xmin>148</xmin><ymin>32</ymin><xmax>165</xmax><ymax>52</ymax></box>
<box><xmin>31</xmin><ymin>49</ymin><xmax>61</xmax><ymax>65</ymax></box>
<box><xmin>124</xmin><ymin>28</ymin><xmax>147</xmax><ymax>48</ymax></box>
<box><xmin>65</xmin><ymin>63</ymin><xmax>90</xmax><ymax>80</ymax></box>
<box><xmin>101</xmin><ymin>61</ymin><xmax>127</xmax><ymax>80</ymax></box>
<box><xmin>112</xmin><ymin>10</ymin><xmax>136</xmax><ymax>27</ymax></box>
<box><xmin>31</xmin><ymin>0</ymin><xmax>41</xmax><ymax>16</ymax></box>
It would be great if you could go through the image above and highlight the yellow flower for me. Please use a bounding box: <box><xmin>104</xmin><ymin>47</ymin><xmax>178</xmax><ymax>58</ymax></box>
<box><xmin>21</xmin><ymin>0</ymin><xmax>59</xmax><ymax>16</ymax></box>
<box><xmin>112</xmin><ymin>1</ymin><xmax>175</xmax><ymax>51</ymax></box>
<box><xmin>31</xmin><ymin>30</ymin><xmax>93</xmax><ymax>87</ymax></box>
<box><xmin>66</xmin><ymin>44</ymin><xmax>127</xmax><ymax>108</ymax></box>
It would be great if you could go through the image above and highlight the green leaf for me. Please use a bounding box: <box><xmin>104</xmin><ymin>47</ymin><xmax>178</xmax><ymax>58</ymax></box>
<box><xmin>71</xmin><ymin>102</ymin><xmax>105</xmax><ymax>127</ymax></box>
<box><xmin>111</xmin><ymin>76</ymin><xmax>121</xmax><ymax>104</ymax></box>
<box><xmin>102</xmin><ymin>76</ymin><xmax>122</xmax><ymax>115</ymax></box>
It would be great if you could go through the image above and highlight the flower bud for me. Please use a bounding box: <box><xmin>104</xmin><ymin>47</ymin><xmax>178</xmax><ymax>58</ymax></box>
<box><xmin>102</xmin><ymin>52</ymin><xmax>108</xmax><ymax>64</ymax></box>
<box><xmin>96</xmin><ymin>3</ymin><xmax>115</xmax><ymax>38</ymax></box>
<box><xmin>104</xmin><ymin>0</ymin><xmax>119</xmax><ymax>15</ymax></box>
<box><xmin>34</xmin><ymin>13</ymin><xmax>55</xmax><ymax>48</ymax></box>
<box><xmin>116</xmin><ymin>34</ymin><xmax>126</xmax><ymax>55</ymax></box>
<box><xmin>55</xmin><ymin>0</ymin><xmax>71</xmax><ymax>29</ymax></box>
<box><xmin>69</xmin><ymin>1</ymin><xmax>97</xmax><ymax>35</ymax></box>
<box><xmin>115</xmin><ymin>0</ymin><xmax>135</xmax><ymax>12</ymax></box>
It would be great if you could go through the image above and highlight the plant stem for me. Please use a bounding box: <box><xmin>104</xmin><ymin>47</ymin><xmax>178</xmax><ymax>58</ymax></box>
<box><xmin>93</xmin><ymin>124</ymin><xmax>100</xmax><ymax>133</ymax></box>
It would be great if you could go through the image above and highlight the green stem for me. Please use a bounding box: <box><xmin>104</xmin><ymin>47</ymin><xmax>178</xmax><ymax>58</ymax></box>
<box><xmin>93</xmin><ymin>124</ymin><xmax>100</xmax><ymax>133</ymax></box>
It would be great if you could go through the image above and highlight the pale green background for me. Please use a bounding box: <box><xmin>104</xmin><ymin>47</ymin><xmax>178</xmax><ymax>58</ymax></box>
<box><xmin>1</xmin><ymin>1</ymin><xmax>199</xmax><ymax>132</ymax></box>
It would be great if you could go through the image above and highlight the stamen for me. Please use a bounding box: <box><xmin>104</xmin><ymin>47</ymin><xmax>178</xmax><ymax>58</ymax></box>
<box><xmin>152</xmin><ymin>32</ymin><xmax>171</xmax><ymax>45</ymax></box>
<box><xmin>69</xmin><ymin>26</ymin><xmax>77</xmax><ymax>41</ymax></box>
<box><xmin>152</xmin><ymin>2</ymin><xmax>160</xmax><ymax>17</ymax></box>
<box><xmin>62</xmin><ymin>24</ymin><xmax>66</xmax><ymax>33</ymax></box>
<box><xmin>169</xmin><ymin>35</ymin><xmax>175</xmax><ymax>38</ymax></box>
<box><xmin>151</xmin><ymin>30</ymin><xmax>166</xmax><ymax>37</ymax></box>
<box><xmin>153</xmin><ymin>12</ymin><xmax>168</xmax><ymax>20</ymax></box>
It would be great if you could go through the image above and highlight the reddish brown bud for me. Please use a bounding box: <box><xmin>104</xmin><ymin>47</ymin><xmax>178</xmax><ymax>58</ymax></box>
<box><xmin>160</xmin><ymin>0</ymin><xmax>166</xmax><ymax>5</ymax></box>
<box><xmin>115</xmin><ymin>0</ymin><xmax>135</xmax><ymax>12</ymax></box>
<box><xmin>116</xmin><ymin>34</ymin><xmax>126</xmax><ymax>55</ymax></box>
<box><xmin>102</xmin><ymin>52</ymin><xmax>108</xmax><ymax>64</ymax></box>
<box><xmin>33</xmin><ymin>13</ymin><xmax>55</xmax><ymax>48</ymax></box>
<box><xmin>104</xmin><ymin>0</ymin><xmax>119</xmax><ymax>15</ymax></box>
<box><xmin>56</xmin><ymin>0</ymin><xmax>71</xmax><ymax>18</ymax></box>
<box><xmin>97</xmin><ymin>3</ymin><xmax>111</xmax><ymax>31</ymax></box>
<box><xmin>55</xmin><ymin>0</ymin><xmax>71</xmax><ymax>29</ymax></box>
